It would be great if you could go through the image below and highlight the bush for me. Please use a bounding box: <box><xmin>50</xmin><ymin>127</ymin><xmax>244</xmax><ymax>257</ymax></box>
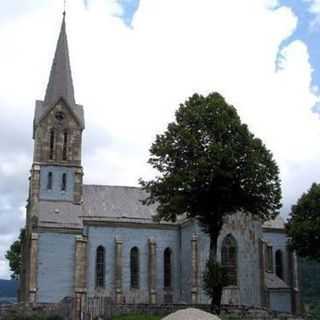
<box><xmin>308</xmin><ymin>303</ymin><xmax>320</xmax><ymax>320</ymax></box>
<box><xmin>203</xmin><ymin>260</ymin><xmax>229</xmax><ymax>314</ymax></box>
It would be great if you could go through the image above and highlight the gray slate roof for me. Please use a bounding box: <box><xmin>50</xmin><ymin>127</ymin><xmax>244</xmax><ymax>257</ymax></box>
<box><xmin>82</xmin><ymin>185</ymin><xmax>158</xmax><ymax>221</ymax></box>
<box><xmin>38</xmin><ymin>185</ymin><xmax>159</xmax><ymax>229</ymax></box>
<box><xmin>45</xmin><ymin>14</ymin><xmax>75</xmax><ymax>111</ymax></box>
<box><xmin>37</xmin><ymin>184</ymin><xmax>284</xmax><ymax>230</ymax></box>
<box><xmin>33</xmin><ymin>15</ymin><xmax>84</xmax><ymax>137</ymax></box>
<box><xmin>264</xmin><ymin>272</ymin><xmax>289</xmax><ymax>289</ymax></box>
<box><xmin>38</xmin><ymin>200</ymin><xmax>83</xmax><ymax>229</ymax></box>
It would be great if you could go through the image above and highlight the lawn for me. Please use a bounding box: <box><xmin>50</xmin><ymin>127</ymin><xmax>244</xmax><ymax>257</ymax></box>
<box><xmin>112</xmin><ymin>315</ymin><xmax>162</xmax><ymax>320</ymax></box>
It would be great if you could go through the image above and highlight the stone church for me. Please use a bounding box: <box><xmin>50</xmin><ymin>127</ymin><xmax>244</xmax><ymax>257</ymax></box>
<box><xmin>20</xmin><ymin>14</ymin><xmax>300</xmax><ymax>314</ymax></box>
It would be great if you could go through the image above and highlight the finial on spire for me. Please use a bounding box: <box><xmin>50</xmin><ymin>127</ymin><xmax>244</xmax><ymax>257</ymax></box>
<box><xmin>63</xmin><ymin>0</ymin><xmax>66</xmax><ymax>16</ymax></box>
<box><xmin>44</xmin><ymin>6</ymin><xmax>75</xmax><ymax>109</ymax></box>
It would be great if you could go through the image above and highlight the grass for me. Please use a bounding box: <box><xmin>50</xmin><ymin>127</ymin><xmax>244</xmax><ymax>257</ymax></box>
<box><xmin>112</xmin><ymin>315</ymin><xmax>162</xmax><ymax>320</ymax></box>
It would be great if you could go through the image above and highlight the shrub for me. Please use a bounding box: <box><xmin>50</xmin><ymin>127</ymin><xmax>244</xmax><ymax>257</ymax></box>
<box><xmin>203</xmin><ymin>260</ymin><xmax>229</xmax><ymax>314</ymax></box>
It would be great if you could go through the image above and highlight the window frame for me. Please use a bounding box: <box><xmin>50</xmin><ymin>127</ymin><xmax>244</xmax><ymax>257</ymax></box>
<box><xmin>130</xmin><ymin>247</ymin><xmax>140</xmax><ymax>289</ymax></box>
<box><xmin>164</xmin><ymin>247</ymin><xmax>172</xmax><ymax>289</ymax></box>
<box><xmin>47</xmin><ymin>172</ymin><xmax>53</xmax><ymax>190</ymax></box>
<box><xmin>95</xmin><ymin>245</ymin><xmax>105</xmax><ymax>289</ymax></box>
<box><xmin>61</xmin><ymin>173</ymin><xmax>67</xmax><ymax>191</ymax></box>
<box><xmin>265</xmin><ymin>244</ymin><xmax>273</xmax><ymax>273</ymax></box>
<box><xmin>221</xmin><ymin>234</ymin><xmax>238</xmax><ymax>286</ymax></box>
<box><xmin>275</xmin><ymin>249</ymin><xmax>284</xmax><ymax>279</ymax></box>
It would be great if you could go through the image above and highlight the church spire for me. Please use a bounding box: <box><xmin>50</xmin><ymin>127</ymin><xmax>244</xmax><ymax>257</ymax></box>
<box><xmin>44</xmin><ymin>13</ymin><xmax>75</xmax><ymax>108</ymax></box>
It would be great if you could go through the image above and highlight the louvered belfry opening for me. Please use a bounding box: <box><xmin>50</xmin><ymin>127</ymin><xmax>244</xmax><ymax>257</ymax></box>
<box><xmin>62</xmin><ymin>131</ymin><xmax>68</xmax><ymax>160</ymax></box>
<box><xmin>49</xmin><ymin>129</ymin><xmax>55</xmax><ymax>160</ymax></box>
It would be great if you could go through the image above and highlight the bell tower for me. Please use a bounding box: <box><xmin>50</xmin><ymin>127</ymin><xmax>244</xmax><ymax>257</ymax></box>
<box><xmin>30</xmin><ymin>13</ymin><xmax>85</xmax><ymax>205</ymax></box>
<box><xmin>21</xmin><ymin>12</ymin><xmax>85</xmax><ymax>304</ymax></box>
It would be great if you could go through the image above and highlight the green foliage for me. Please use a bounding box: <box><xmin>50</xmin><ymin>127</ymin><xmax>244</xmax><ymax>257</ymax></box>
<box><xmin>112</xmin><ymin>315</ymin><xmax>161</xmax><ymax>320</ymax></box>
<box><xmin>203</xmin><ymin>260</ymin><xmax>229</xmax><ymax>296</ymax></box>
<box><xmin>309</xmin><ymin>303</ymin><xmax>320</xmax><ymax>320</ymax></box>
<box><xmin>5</xmin><ymin>229</ymin><xmax>25</xmax><ymax>279</ymax></box>
<box><xmin>141</xmin><ymin>92</ymin><xmax>281</xmax><ymax>313</ymax></box>
<box><xmin>141</xmin><ymin>92</ymin><xmax>281</xmax><ymax>241</ymax></box>
<box><xmin>287</xmin><ymin>183</ymin><xmax>320</xmax><ymax>261</ymax></box>
<box><xmin>299</xmin><ymin>258</ymin><xmax>320</xmax><ymax>305</ymax></box>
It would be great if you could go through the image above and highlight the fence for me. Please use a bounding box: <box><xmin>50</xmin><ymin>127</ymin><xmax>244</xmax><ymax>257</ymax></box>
<box><xmin>83</xmin><ymin>296</ymin><xmax>112</xmax><ymax>320</ymax></box>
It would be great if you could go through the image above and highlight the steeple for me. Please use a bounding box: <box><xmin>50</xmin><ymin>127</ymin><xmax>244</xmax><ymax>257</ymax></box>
<box><xmin>44</xmin><ymin>13</ymin><xmax>75</xmax><ymax>108</ymax></box>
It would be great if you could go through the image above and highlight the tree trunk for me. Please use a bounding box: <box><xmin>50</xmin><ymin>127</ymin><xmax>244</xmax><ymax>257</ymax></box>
<box><xmin>209</xmin><ymin>233</ymin><xmax>218</xmax><ymax>263</ymax></box>
<box><xmin>209</xmin><ymin>233</ymin><xmax>223</xmax><ymax>315</ymax></box>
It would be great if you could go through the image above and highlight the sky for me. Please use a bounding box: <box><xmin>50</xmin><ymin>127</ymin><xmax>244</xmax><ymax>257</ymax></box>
<box><xmin>0</xmin><ymin>0</ymin><xmax>320</xmax><ymax>279</ymax></box>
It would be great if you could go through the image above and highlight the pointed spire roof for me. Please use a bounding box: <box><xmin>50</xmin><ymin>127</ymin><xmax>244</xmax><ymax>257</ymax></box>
<box><xmin>44</xmin><ymin>13</ymin><xmax>75</xmax><ymax>108</ymax></box>
<box><xmin>33</xmin><ymin>13</ymin><xmax>85</xmax><ymax>138</ymax></box>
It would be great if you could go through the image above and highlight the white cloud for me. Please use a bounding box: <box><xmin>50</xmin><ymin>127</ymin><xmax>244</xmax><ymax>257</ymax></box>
<box><xmin>0</xmin><ymin>1</ymin><xmax>320</xmax><ymax>278</ymax></box>
<box><xmin>0</xmin><ymin>260</ymin><xmax>9</xmax><ymax>279</ymax></box>
<box><xmin>304</xmin><ymin>0</ymin><xmax>320</xmax><ymax>29</ymax></box>
<box><xmin>305</xmin><ymin>0</ymin><xmax>320</xmax><ymax>13</ymax></box>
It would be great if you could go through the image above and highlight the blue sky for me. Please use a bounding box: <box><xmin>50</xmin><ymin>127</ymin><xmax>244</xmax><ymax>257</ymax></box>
<box><xmin>277</xmin><ymin>0</ymin><xmax>320</xmax><ymax>112</ymax></box>
<box><xmin>119</xmin><ymin>0</ymin><xmax>320</xmax><ymax>109</ymax></box>
<box><xmin>1</xmin><ymin>0</ymin><xmax>320</xmax><ymax>279</ymax></box>
<box><xmin>117</xmin><ymin>0</ymin><xmax>140</xmax><ymax>27</ymax></box>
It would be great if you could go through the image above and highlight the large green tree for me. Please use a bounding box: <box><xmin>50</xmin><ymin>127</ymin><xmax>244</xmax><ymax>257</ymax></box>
<box><xmin>140</xmin><ymin>92</ymin><xmax>281</xmax><ymax>311</ymax></box>
<box><xmin>5</xmin><ymin>229</ymin><xmax>25</xmax><ymax>279</ymax></box>
<box><xmin>287</xmin><ymin>183</ymin><xmax>320</xmax><ymax>261</ymax></box>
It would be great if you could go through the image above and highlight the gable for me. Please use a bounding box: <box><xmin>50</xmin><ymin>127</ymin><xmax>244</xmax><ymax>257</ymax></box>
<box><xmin>33</xmin><ymin>99</ymin><xmax>84</xmax><ymax>138</ymax></box>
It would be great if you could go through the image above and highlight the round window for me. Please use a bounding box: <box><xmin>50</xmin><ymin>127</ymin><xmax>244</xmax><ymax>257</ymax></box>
<box><xmin>55</xmin><ymin>112</ymin><xmax>65</xmax><ymax>121</ymax></box>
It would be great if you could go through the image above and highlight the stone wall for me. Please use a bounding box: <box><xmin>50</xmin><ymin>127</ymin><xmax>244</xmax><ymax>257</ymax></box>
<box><xmin>0</xmin><ymin>302</ymin><xmax>73</xmax><ymax>320</ymax></box>
<box><xmin>32</xmin><ymin>213</ymin><xmax>266</xmax><ymax>308</ymax></box>
<box><xmin>39</xmin><ymin>165</ymin><xmax>76</xmax><ymax>201</ymax></box>
<box><xmin>269</xmin><ymin>289</ymin><xmax>292</xmax><ymax>313</ymax></box>
<box><xmin>33</xmin><ymin>101</ymin><xmax>82</xmax><ymax>165</ymax></box>
<box><xmin>263</xmin><ymin>230</ymin><xmax>290</xmax><ymax>284</ymax></box>
<box><xmin>0</xmin><ymin>302</ymin><xmax>305</xmax><ymax>320</ymax></box>
<box><xmin>37</xmin><ymin>232</ymin><xmax>76</xmax><ymax>302</ymax></box>
<box><xmin>87</xmin><ymin>224</ymin><xmax>181</xmax><ymax>304</ymax></box>
<box><xmin>197</xmin><ymin>212</ymin><xmax>263</xmax><ymax>307</ymax></box>
<box><xmin>109</xmin><ymin>304</ymin><xmax>304</xmax><ymax>320</ymax></box>
<box><xmin>180</xmin><ymin>221</ymin><xmax>197</xmax><ymax>303</ymax></box>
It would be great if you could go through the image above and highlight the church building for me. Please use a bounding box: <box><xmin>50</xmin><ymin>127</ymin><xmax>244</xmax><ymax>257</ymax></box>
<box><xmin>20</xmin><ymin>14</ymin><xmax>300</xmax><ymax>314</ymax></box>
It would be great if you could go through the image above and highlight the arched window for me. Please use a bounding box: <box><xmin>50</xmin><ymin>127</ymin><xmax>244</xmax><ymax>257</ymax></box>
<box><xmin>275</xmin><ymin>249</ymin><xmax>283</xmax><ymax>279</ymax></box>
<box><xmin>96</xmin><ymin>246</ymin><xmax>105</xmax><ymax>288</ymax></box>
<box><xmin>61</xmin><ymin>173</ymin><xmax>67</xmax><ymax>191</ymax></box>
<box><xmin>164</xmin><ymin>247</ymin><xmax>172</xmax><ymax>288</ymax></box>
<box><xmin>49</xmin><ymin>129</ymin><xmax>55</xmax><ymax>160</ymax></box>
<box><xmin>221</xmin><ymin>234</ymin><xmax>237</xmax><ymax>285</ymax></box>
<box><xmin>47</xmin><ymin>172</ymin><xmax>53</xmax><ymax>190</ymax></box>
<box><xmin>130</xmin><ymin>247</ymin><xmax>139</xmax><ymax>289</ymax></box>
<box><xmin>265</xmin><ymin>245</ymin><xmax>273</xmax><ymax>272</ymax></box>
<box><xmin>62</xmin><ymin>131</ymin><xmax>68</xmax><ymax>161</ymax></box>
